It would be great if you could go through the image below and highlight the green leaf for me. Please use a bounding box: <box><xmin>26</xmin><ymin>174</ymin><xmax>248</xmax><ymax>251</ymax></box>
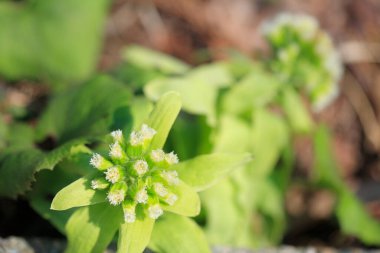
<box><xmin>0</xmin><ymin>139</ymin><xmax>88</xmax><ymax>198</ymax></box>
<box><xmin>149</xmin><ymin>213</ymin><xmax>211</xmax><ymax>253</ymax></box>
<box><xmin>0</xmin><ymin>148</ymin><xmax>44</xmax><ymax>198</ymax></box>
<box><xmin>250</xmin><ymin>109</ymin><xmax>289</xmax><ymax>177</ymax></box>
<box><xmin>146</xmin><ymin>91</ymin><xmax>182</xmax><ymax>150</ymax></box>
<box><xmin>312</xmin><ymin>125</ymin><xmax>345</xmax><ymax>191</ymax></box>
<box><xmin>162</xmin><ymin>180</ymin><xmax>200</xmax><ymax>217</ymax></box>
<box><xmin>201</xmin><ymin>177</ymin><xmax>255</xmax><ymax>248</ymax></box>
<box><xmin>36</xmin><ymin>75</ymin><xmax>131</xmax><ymax>143</ymax></box>
<box><xmin>130</xmin><ymin>97</ymin><xmax>154</xmax><ymax>129</ymax></box>
<box><xmin>280</xmin><ymin>87</ymin><xmax>314</xmax><ymax>133</ymax></box>
<box><xmin>117</xmin><ymin>218</ymin><xmax>155</xmax><ymax>253</ymax></box>
<box><xmin>51</xmin><ymin>174</ymin><xmax>106</xmax><ymax>210</ymax></box>
<box><xmin>0</xmin><ymin>0</ymin><xmax>109</xmax><ymax>81</ymax></box>
<box><xmin>172</xmin><ymin>153</ymin><xmax>252</xmax><ymax>192</ymax></box>
<box><xmin>222</xmin><ymin>67</ymin><xmax>281</xmax><ymax>115</ymax></box>
<box><xmin>336</xmin><ymin>190</ymin><xmax>380</xmax><ymax>245</ymax></box>
<box><xmin>213</xmin><ymin>114</ymin><xmax>252</xmax><ymax>153</ymax></box>
<box><xmin>65</xmin><ymin>203</ymin><xmax>122</xmax><ymax>253</ymax></box>
<box><xmin>186</xmin><ymin>63</ymin><xmax>233</xmax><ymax>88</ymax></box>
<box><xmin>122</xmin><ymin>45</ymin><xmax>190</xmax><ymax>74</ymax></box>
<box><xmin>145</xmin><ymin>72</ymin><xmax>220</xmax><ymax>125</ymax></box>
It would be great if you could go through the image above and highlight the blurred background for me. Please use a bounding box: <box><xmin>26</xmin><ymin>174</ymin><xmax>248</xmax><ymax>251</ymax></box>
<box><xmin>1</xmin><ymin>0</ymin><xmax>380</xmax><ymax>249</ymax></box>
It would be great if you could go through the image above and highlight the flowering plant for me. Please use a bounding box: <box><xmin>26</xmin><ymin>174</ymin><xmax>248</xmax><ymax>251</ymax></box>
<box><xmin>50</xmin><ymin>92</ymin><xmax>251</xmax><ymax>253</ymax></box>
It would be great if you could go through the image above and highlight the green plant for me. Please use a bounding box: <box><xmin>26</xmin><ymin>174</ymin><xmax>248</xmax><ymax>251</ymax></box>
<box><xmin>50</xmin><ymin>92</ymin><xmax>251</xmax><ymax>253</ymax></box>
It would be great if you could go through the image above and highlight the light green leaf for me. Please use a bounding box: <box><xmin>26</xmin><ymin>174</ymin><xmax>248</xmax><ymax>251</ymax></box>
<box><xmin>0</xmin><ymin>0</ymin><xmax>109</xmax><ymax>81</ymax></box>
<box><xmin>146</xmin><ymin>91</ymin><xmax>182</xmax><ymax>150</ymax></box>
<box><xmin>312</xmin><ymin>126</ymin><xmax>344</xmax><ymax>191</ymax></box>
<box><xmin>145</xmin><ymin>77</ymin><xmax>218</xmax><ymax>125</ymax></box>
<box><xmin>162</xmin><ymin>180</ymin><xmax>200</xmax><ymax>217</ymax></box>
<box><xmin>222</xmin><ymin>67</ymin><xmax>280</xmax><ymax>115</ymax></box>
<box><xmin>186</xmin><ymin>63</ymin><xmax>232</xmax><ymax>88</ymax></box>
<box><xmin>250</xmin><ymin>109</ymin><xmax>289</xmax><ymax>177</ymax></box>
<box><xmin>122</xmin><ymin>45</ymin><xmax>190</xmax><ymax>74</ymax></box>
<box><xmin>117</xmin><ymin>218</ymin><xmax>155</xmax><ymax>253</ymax></box>
<box><xmin>281</xmin><ymin>87</ymin><xmax>314</xmax><ymax>133</ymax></box>
<box><xmin>51</xmin><ymin>174</ymin><xmax>106</xmax><ymax>210</ymax></box>
<box><xmin>65</xmin><ymin>203</ymin><xmax>122</xmax><ymax>253</ymax></box>
<box><xmin>172</xmin><ymin>153</ymin><xmax>252</xmax><ymax>192</ymax></box>
<box><xmin>336</xmin><ymin>189</ymin><xmax>380</xmax><ymax>245</ymax></box>
<box><xmin>130</xmin><ymin>97</ymin><xmax>154</xmax><ymax>129</ymax></box>
<box><xmin>36</xmin><ymin>75</ymin><xmax>131</xmax><ymax>143</ymax></box>
<box><xmin>149</xmin><ymin>213</ymin><xmax>211</xmax><ymax>253</ymax></box>
<box><xmin>201</xmin><ymin>177</ymin><xmax>255</xmax><ymax>248</ymax></box>
<box><xmin>213</xmin><ymin>114</ymin><xmax>252</xmax><ymax>153</ymax></box>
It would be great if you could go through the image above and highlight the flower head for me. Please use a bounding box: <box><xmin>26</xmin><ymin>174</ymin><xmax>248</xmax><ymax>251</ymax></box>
<box><xmin>148</xmin><ymin>204</ymin><xmax>163</xmax><ymax>219</ymax></box>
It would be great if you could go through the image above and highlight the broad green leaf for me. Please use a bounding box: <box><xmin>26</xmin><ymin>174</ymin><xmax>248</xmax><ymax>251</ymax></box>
<box><xmin>51</xmin><ymin>174</ymin><xmax>106</xmax><ymax>210</ymax></box>
<box><xmin>65</xmin><ymin>203</ymin><xmax>122</xmax><ymax>253</ymax></box>
<box><xmin>0</xmin><ymin>148</ymin><xmax>44</xmax><ymax>198</ymax></box>
<box><xmin>171</xmin><ymin>153</ymin><xmax>252</xmax><ymax>192</ymax></box>
<box><xmin>280</xmin><ymin>87</ymin><xmax>314</xmax><ymax>133</ymax></box>
<box><xmin>213</xmin><ymin>114</ymin><xmax>252</xmax><ymax>153</ymax></box>
<box><xmin>0</xmin><ymin>0</ymin><xmax>109</xmax><ymax>81</ymax></box>
<box><xmin>0</xmin><ymin>139</ymin><xmax>88</xmax><ymax>198</ymax></box>
<box><xmin>4</xmin><ymin>122</ymin><xmax>35</xmax><ymax>149</ymax></box>
<box><xmin>336</xmin><ymin>189</ymin><xmax>380</xmax><ymax>245</ymax></box>
<box><xmin>36</xmin><ymin>75</ymin><xmax>131</xmax><ymax>143</ymax></box>
<box><xmin>201</xmin><ymin>177</ymin><xmax>255</xmax><ymax>248</ymax></box>
<box><xmin>312</xmin><ymin>126</ymin><xmax>344</xmax><ymax>191</ymax></box>
<box><xmin>186</xmin><ymin>63</ymin><xmax>232</xmax><ymax>88</ymax></box>
<box><xmin>146</xmin><ymin>92</ymin><xmax>181</xmax><ymax>149</ymax></box>
<box><xmin>162</xmin><ymin>180</ymin><xmax>200</xmax><ymax>217</ymax></box>
<box><xmin>117</xmin><ymin>218</ymin><xmax>155</xmax><ymax>253</ymax></box>
<box><xmin>222</xmin><ymin>67</ymin><xmax>281</xmax><ymax>115</ymax></box>
<box><xmin>122</xmin><ymin>45</ymin><xmax>190</xmax><ymax>74</ymax></box>
<box><xmin>149</xmin><ymin>213</ymin><xmax>211</xmax><ymax>253</ymax></box>
<box><xmin>250</xmin><ymin>109</ymin><xmax>289</xmax><ymax>177</ymax></box>
<box><xmin>145</xmin><ymin>77</ymin><xmax>218</xmax><ymax>125</ymax></box>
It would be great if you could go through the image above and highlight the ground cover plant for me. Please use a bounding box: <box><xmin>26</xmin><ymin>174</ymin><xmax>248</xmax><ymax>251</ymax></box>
<box><xmin>1</xmin><ymin>1</ymin><xmax>380</xmax><ymax>252</ymax></box>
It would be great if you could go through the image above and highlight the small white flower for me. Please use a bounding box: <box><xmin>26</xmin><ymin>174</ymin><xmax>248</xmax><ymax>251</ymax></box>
<box><xmin>109</xmin><ymin>142</ymin><xmax>124</xmax><ymax>159</ymax></box>
<box><xmin>123</xmin><ymin>209</ymin><xmax>136</xmax><ymax>223</ymax></box>
<box><xmin>133</xmin><ymin>160</ymin><xmax>149</xmax><ymax>176</ymax></box>
<box><xmin>161</xmin><ymin>170</ymin><xmax>180</xmax><ymax>185</ymax></box>
<box><xmin>150</xmin><ymin>149</ymin><xmax>165</xmax><ymax>163</ymax></box>
<box><xmin>164</xmin><ymin>193</ymin><xmax>178</xmax><ymax>206</ymax></box>
<box><xmin>111</xmin><ymin>129</ymin><xmax>123</xmax><ymax>142</ymax></box>
<box><xmin>89</xmin><ymin>153</ymin><xmax>103</xmax><ymax>169</ymax></box>
<box><xmin>91</xmin><ymin>180</ymin><xmax>100</xmax><ymax>190</ymax></box>
<box><xmin>135</xmin><ymin>188</ymin><xmax>149</xmax><ymax>204</ymax></box>
<box><xmin>141</xmin><ymin>124</ymin><xmax>156</xmax><ymax>140</ymax></box>
<box><xmin>107</xmin><ymin>190</ymin><xmax>125</xmax><ymax>205</ymax></box>
<box><xmin>153</xmin><ymin>183</ymin><xmax>168</xmax><ymax>197</ymax></box>
<box><xmin>129</xmin><ymin>131</ymin><xmax>144</xmax><ymax>146</ymax></box>
<box><xmin>165</xmin><ymin>152</ymin><xmax>179</xmax><ymax>165</ymax></box>
<box><xmin>148</xmin><ymin>204</ymin><xmax>163</xmax><ymax>219</ymax></box>
<box><xmin>105</xmin><ymin>166</ymin><xmax>122</xmax><ymax>183</ymax></box>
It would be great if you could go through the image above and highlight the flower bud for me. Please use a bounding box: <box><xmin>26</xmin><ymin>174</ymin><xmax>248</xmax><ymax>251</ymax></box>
<box><xmin>111</xmin><ymin>129</ymin><xmax>125</xmax><ymax>145</ymax></box>
<box><xmin>148</xmin><ymin>204</ymin><xmax>163</xmax><ymax>219</ymax></box>
<box><xmin>107</xmin><ymin>182</ymin><xmax>128</xmax><ymax>205</ymax></box>
<box><xmin>105</xmin><ymin>166</ymin><xmax>125</xmax><ymax>184</ymax></box>
<box><xmin>135</xmin><ymin>187</ymin><xmax>149</xmax><ymax>204</ymax></box>
<box><xmin>109</xmin><ymin>142</ymin><xmax>127</xmax><ymax>162</ymax></box>
<box><xmin>90</xmin><ymin>153</ymin><xmax>113</xmax><ymax>171</ymax></box>
<box><xmin>133</xmin><ymin>160</ymin><xmax>149</xmax><ymax>176</ymax></box>
<box><xmin>161</xmin><ymin>170</ymin><xmax>180</xmax><ymax>185</ymax></box>
<box><xmin>164</xmin><ymin>152</ymin><xmax>179</xmax><ymax>166</ymax></box>
<box><xmin>91</xmin><ymin>177</ymin><xmax>109</xmax><ymax>190</ymax></box>
<box><xmin>122</xmin><ymin>201</ymin><xmax>136</xmax><ymax>223</ymax></box>
<box><xmin>153</xmin><ymin>183</ymin><xmax>168</xmax><ymax>197</ymax></box>
<box><xmin>164</xmin><ymin>193</ymin><xmax>178</xmax><ymax>206</ymax></box>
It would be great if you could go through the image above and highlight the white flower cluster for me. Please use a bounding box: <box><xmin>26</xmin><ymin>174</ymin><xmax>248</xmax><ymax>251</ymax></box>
<box><xmin>88</xmin><ymin>126</ymin><xmax>180</xmax><ymax>223</ymax></box>
<box><xmin>260</xmin><ymin>12</ymin><xmax>343</xmax><ymax>111</ymax></box>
